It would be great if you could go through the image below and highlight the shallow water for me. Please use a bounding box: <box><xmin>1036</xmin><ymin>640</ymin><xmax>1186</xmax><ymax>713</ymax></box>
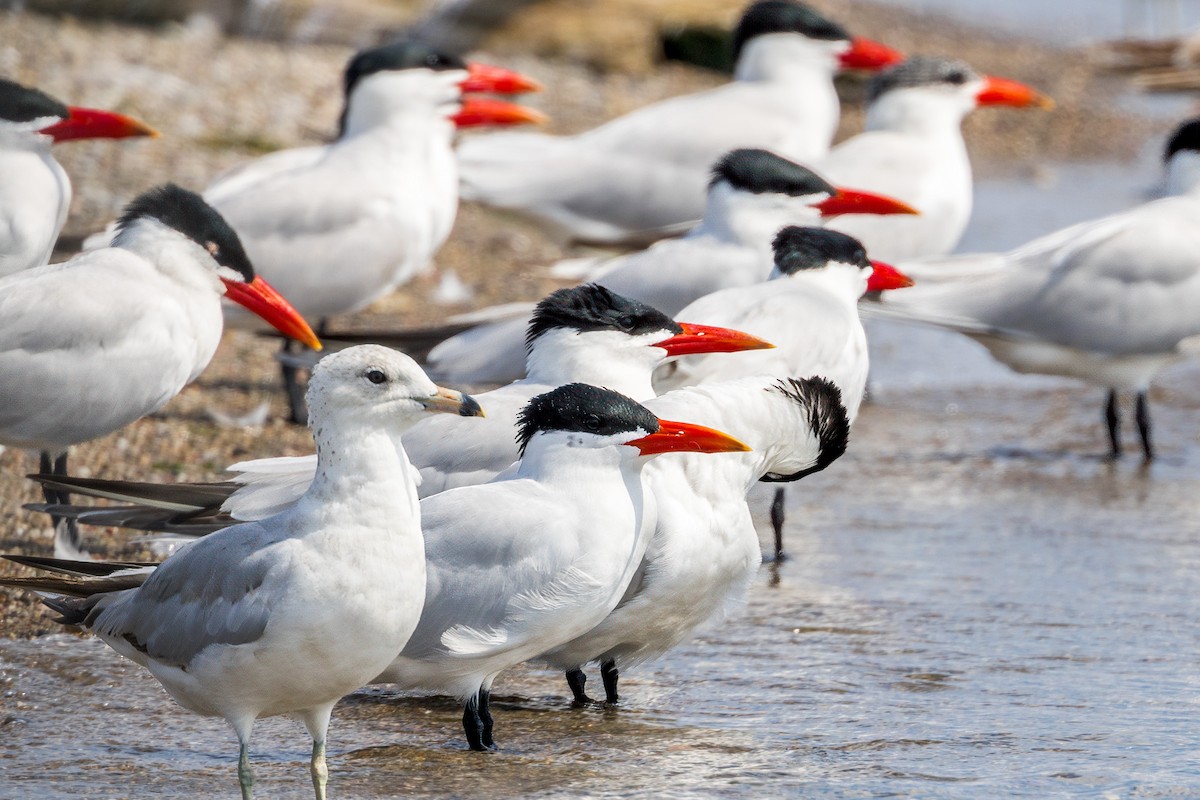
<box><xmin>3</xmin><ymin>161</ymin><xmax>1200</xmax><ymax>798</ymax></box>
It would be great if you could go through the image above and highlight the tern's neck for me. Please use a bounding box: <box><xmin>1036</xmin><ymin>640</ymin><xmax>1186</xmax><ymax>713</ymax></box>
<box><xmin>772</xmin><ymin>263</ymin><xmax>865</xmax><ymax>305</ymax></box>
<box><xmin>866</xmin><ymin>91</ymin><xmax>971</xmax><ymax>138</ymax></box>
<box><xmin>516</xmin><ymin>437</ymin><xmax>642</xmax><ymax>494</ymax></box>
<box><xmin>110</xmin><ymin>219</ymin><xmax>225</xmax><ymax>295</ymax></box>
<box><xmin>525</xmin><ymin>330</ymin><xmax>658</xmax><ymax>401</ymax></box>
<box><xmin>1166</xmin><ymin>151</ymin><xmax>1200</xmax><ymax>196</ymax></box>
<box><xmin>699</xmin><ymin>182</ymin><xmax>822</xmax><ymax>247</ymax></box>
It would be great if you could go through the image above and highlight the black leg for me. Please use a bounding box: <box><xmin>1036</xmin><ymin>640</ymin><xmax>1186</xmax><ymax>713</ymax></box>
<box><xmin>1105</xmin><ymin>389</ymin><xmax>1121</xmax><ymax>458</ymax></box>
<box><xmin>461</xmin><ymin>691</ymin><xmax>489</xmax><ymax>752</ymax></box>
<box><xmin>280</xmin><ymin>339</ymin><xmax>308</xmax><ymax>426</ymax></box>
<box><xmin>565</xmin><ymin>667</ymin><xmax>594</xmax><ymax>706</ymax></box>
<box><xmin>45</xmin><ymin>452</ymin><xmax>82</xmax><ymax>556</ymax></box>
<box><xmin>770</xmin><ymin>487</ymin><xmax>787</xmax><ymax>562</ymax></box>
<box><xmin>1136</xmin><ymin>390</ymin><xmax>1154</xmax><ymax>462</ymax></box>
<box><xmin>478</xmin><ymin>689</ymin><xmax>496</xmax><ymax>750</ymax></box>
<box><xmin>600</xmin><ymin>659</ymin><xmax>619</xmax><ymax>706</ymax></box>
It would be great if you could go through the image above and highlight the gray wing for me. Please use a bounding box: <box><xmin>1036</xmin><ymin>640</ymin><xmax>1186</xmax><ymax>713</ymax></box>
<box><xmin>89</xmin><ymin>520</ymin><xmax>285</xmax><ymax>668</ymax></box>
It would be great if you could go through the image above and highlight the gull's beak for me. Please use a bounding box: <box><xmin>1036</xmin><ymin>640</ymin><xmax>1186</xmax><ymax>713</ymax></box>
<box><xmin>40</xmin><ymin>106</ymin><xmax>159</xmax><ymax>143</ymax></box>
<box><xmin>976</xmin><ymin>76</ymin><xmax>1055</xmax><ymax>109</ymax></box>
<box><xmin>421</xmin><ymin>387</ymin><xmax>485</xmax><ymax>417</ymax></box>
<box><xmin>838</xmin><ymin>37</ymin><xmax>904</xmax><ymax>71</ymax></box>
<box><xmin>655</xmin><ymin>323</ymin><xmax>774</xmax><ymax>357</ymax></box>
<box><xmin>866</xmin><ymin>260</ymin><xmax>914</xmax><ymax>292</ymax></box>
<box><xmin>460</xmin><ymin>63</ymin><xmax>544</xmax><ymax>94</ymax></box>
<box><xmin>814</xmin><ymin>188</ymin><xmax>920</xmax><ymax>218</ymax></box>
<box><xmin>220</xmin><ymin>275</ymin><xmax>323</xmax><ymax>350</ymax></box>
<box><xmin>452</xmin><ymin>97</ymin><xmax>548</xmax><ymax>128</ymax></box>
<box><xmin>628</xmin><ymin>419</ymin><xmax>750</xmax><ymax>456</ymax></box>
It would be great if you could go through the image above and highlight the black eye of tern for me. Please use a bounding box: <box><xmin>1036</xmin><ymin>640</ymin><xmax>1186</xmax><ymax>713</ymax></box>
<box><xmin>366</xmin><ymin>369</ymin><xmax>387</xmax><ymax>385</ymax></box>
<box><xmin>584</xmin><ymin>414</ymin><xmax>602</xmax><ymax>431</ymax></box>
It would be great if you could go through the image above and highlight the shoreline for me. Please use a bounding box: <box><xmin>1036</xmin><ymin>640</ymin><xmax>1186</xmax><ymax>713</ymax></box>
<box><xmin>0</xmin><ymin>2</ymin><xmax>1181</xmax><ymax>639</ymax></box>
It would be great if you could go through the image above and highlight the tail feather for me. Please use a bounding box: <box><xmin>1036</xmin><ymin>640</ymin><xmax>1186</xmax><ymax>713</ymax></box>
<box><xmin>26</xmin><ymin>502</ymin><xmax>231</xmax><ymax>537</ymax></box>
<box><xmin>3</xmin><ymin>554</ymin><xmax>155</xmax><ymax>577</ymax></box>
<box><xmin>28</xmin><ymin>475</ymin><xmax>234</xmax><ymax>512</ymax></box>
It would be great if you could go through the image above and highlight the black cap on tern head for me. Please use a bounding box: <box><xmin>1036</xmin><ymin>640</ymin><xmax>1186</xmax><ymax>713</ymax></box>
<box><xmin>1165</xmin><ymin>117</ymin><xmax>1200</xmax><ymax>162</ymax></box>
<box><xmin>525</xmin><ymin>284</ymin><xmax>683</xmax><ymax>353</ymax></box>
<box><xmin>711</xmin><ymin>148</ymin><xmax>836</xmax><ymax>198</ymax></box>
<box><xmin>516</xmin><ymin>383</ymin><xmax>659</xmax><ymax>456</ymax></box>
<box><xmin>772</xmin><ymin>226</ymin><xmax>870</xmax><ymax>274</ymax></box>
<box><xmin>115</xmin><ymin>183</ymin><xmax>256</xmax><ymax>282</ymax></box>
<box><xmin>867</xmin><ymin>55</ymin><xmax>979</xmax><ymax>103</ymax></box>
<box><xmin>343</xmin><ymin>39</ymin><xmax>467</xmax><ymax>97</ymax></box>
<box><xmin>732</xmin><ymin>1</ymin><xmax>849</xmax><ymax>62</ymax></box>
<box><xmin>0</xmin><ymin>79</ymin><xmax>67</xmax><ymax>125</ymax></box>
<box><xmin>761</xmin><ymin>377</ymin><xmax>850</xmax><ymax>482</ymax></box>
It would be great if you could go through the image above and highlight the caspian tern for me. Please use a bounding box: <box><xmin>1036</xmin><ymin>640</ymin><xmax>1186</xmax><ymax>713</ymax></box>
<box><xmin>170</xmin><ymin>40</ymin><xmax>542</xmax><ymax>422</ymax></box>
<box><xmin>424</xmin><ymin>147</ymin><xmax>916</xmax><ymax>387</ymax></box>
<box><xmin>543</xmin><ymin>374</ymin><xmax>849</xmax><ymax>706</ymax></box>
<box><xmin>872</xmin><ymin>117</ymin><xmax>1200</xmax><ymax>461</ymax></box>
<box><xmin>457</xmin><ymin>0</ymin><xmax>902</xmax><ymax>245</ymax></box>
<box><xmin>0</xmin><ymin>79</ymin><xmax>156</xmax><ymax>278</ymax></box>
<box><xmin>28</xmin><ymin>283</ymin><xmax>770</xmax><ymax>532</ymax></box>
<box><xmin>819</xmin><ymin>55</ymin><xmax>1053</xmax><ymax>262</ymax></box>
<box><xmin>653</xmin><ymin>226</ymin><xmax>912</xmax><ymax>558</ymax></box>
<box><xmin>0</xmin><ymin>345</ymin><xmax>482</xmax><ymax>800</ymax></box>
<box><xmin>372</xmin><ymin>382</ymin><xmax>748</xmax><ymax>750</ymax></box>
<box><xmin>0</xmin><ymin>184</ymin><xmax>319</xmax><ymax>555</ymax></box>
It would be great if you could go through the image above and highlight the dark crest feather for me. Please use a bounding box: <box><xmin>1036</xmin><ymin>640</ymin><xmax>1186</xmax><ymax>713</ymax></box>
<box><xmin>525</xmin><ymin>284</ymin><xmax>681</xmax><ymax>354</ymax></box>
<box><xmin>1165</xmin><ymin>117</ymin><xmax>1200</xmax><ymax>162</ymax></box>
<box><xmin>772</xmin><ymin>226</ymin><xmax>870</xmax><ymax>274</ymax></box>
<box><xmin>516</xmin><ymin>383</ymin><xmax>659</xmax><ymax>457</ymax></box>
<box><xmin>710</xmin><ymin>148</ymin><xmax>836</xmax><ymax>198</ymax></box>
<box><xmin>115</xmin><ymin>183</ymin><xmax>256</xmax><ymax>281</ymax></box>
<box><xmin>868</xmin><ymin>56</ymin><xmax>979</xmax><ymax>103</ymax></box>
<box><xmin>732</xmin><ymin>1</ymin><xmax>850</xmax><ymax>62</ymax></box>
<box><xmin>0</xmin><ymin>79</ymin><xmax>67</xmax><ymax>125</ymax></box>
<box><xmin>760</xmin><ymin>377</ymin><xmax>849</xmax><ymax>482</ymax></box>
<box><xmin>339</xmin><ymin>39</ymin><xmax>466</xmax><ymax>136</ymax></box>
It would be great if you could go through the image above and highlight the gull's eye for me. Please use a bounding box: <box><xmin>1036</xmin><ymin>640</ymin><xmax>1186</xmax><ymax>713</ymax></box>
<box><xmin>366</xmin><ymin>369</ymin><xmax>387</xmax><ymax>385</ymax></box>
<box><xmin>583</xmin><ymin>414</ymin><xmax>602</xmax><ymax>432</ymax></box>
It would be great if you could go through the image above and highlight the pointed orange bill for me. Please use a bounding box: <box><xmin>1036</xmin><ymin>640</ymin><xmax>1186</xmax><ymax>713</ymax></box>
<box><xmin>866</xmin><ymin>260</ymin><xmax>914</xmax><ymax>292</ymax></box>
<box><xmin>461</xmin><ymin>63</ymin><xmax>544</xmax><ymax>95</ymax></box>
<box><xmin>976</xmin><ymin>76</ymin><xmax>1054</xmax><ymax>109</ymax></box>
<box><xmin>838</xmin><ymin>37</ymin><xmax>904</xmax><ymax>71</ymax></box>
<box><xmin>221</xmin><ymin>275</ymin><xmax>323</xmax><ymax>350</ymax></box>
<box><xmin>629</xmin><ymin>419</ymin><xmax>750</xmax><ymax>456</ymax></box>
<box><xmin>814</xmin><ymin>188</ymin><xmax>920</xmax><ymax>217</ymax></box>
<box><xmin>452</xmin><ymin>97</ymin><xmax>548</xmax><ymax>128</ymax></box>
<box><xmin>40</xmin><ymin>107</ymin><xmax>159</xmax><ymax>143</ymax></box>
<box><xmin>655</xmin><ymin>323</ymin><xmax>774</xmax><ymax>357</ymax></box>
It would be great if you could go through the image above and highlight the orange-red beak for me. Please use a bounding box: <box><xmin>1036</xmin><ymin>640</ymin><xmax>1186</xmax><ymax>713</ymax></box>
<box><xmin>221</xmin><ymin>275</ymin><xmax>323</xmax><ymax>350</ymax></box>
<box><xmin>814</xmin><ymin>188</ymin><xmax>920</xmax><ymax>218</ymax></box>
<box><xmin>975</xmin><ymin>76</ymin><xmax>1054</xmax><ymax>109</ymax></box>
<box><xmin>452</xmin><ymin>97</ymin><xmax>548</xmax><ymax>128</ymax></box>
<box><xmin>866</xmin><ymin>260</ymin><xmax>914</xmax><ymax>292</ymax></box>
<box><xmin>460</xmin><ymin>62</ymin><xmax>543</xmax><ymax>95</ymax></box>
<box><xmin>838</xmin><ymin>37</ymin><xmax>904</xmax><ymax>71</ymax></box>
<box><xmin>40</xmin><ymin>106</ymin><xmax>159</xmax><ymax>143</ymax></box>
<box><xmin>655</xmin><ymin>323</ymin><xmax>774</xmax><ymax>357</ymax></box>
<box><xmin>628</xmin><ymin>419</ymin><xmax>750</xmax><ymax>456</ymax></box>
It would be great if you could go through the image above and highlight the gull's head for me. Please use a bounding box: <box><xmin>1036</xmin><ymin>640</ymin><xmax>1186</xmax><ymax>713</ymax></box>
<box><xmin>307</xmin><ymin>344</ymin><xmax>483</xmax><ymax>432</ymax></box>
<box><xmin>516</xmin><ymin>383</ymin><xmax>748</xmax><ymax>460</ymax></box>
<box><xmin>770</xmin><ymin>226</ymin><xmax>912</xmax><ymax>293</ymax></box>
